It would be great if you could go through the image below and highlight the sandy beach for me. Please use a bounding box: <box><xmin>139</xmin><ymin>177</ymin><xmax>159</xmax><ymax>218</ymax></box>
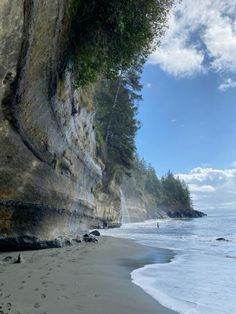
<box><xmin>0</xmin><ymin>236</ymin><xmax>177</xmax><ymax>314</ymax></box>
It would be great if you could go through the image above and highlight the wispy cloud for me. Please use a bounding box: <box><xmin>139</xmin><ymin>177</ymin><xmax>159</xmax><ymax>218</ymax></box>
<box><xmin>149</xmin><ymin>0</ymin><xmax>236</xmax><ymax>84</ymax></box>
<box><xmin>188</xmin><ymin>184</ymin><xmax>215</xmax><ymax>193</ymax></box>
<box><xmin>177</xmin><ymin>167</ymin><xmax>236</xmax><ymax>210</ymax></box>
<box><xmin>218</xmin><ymin>78</ymin><xmax>236</xmax><ymax>92</ymax></box>
<box><xmin>145</xmin><ymin>82</ymin><xmax>152</xmax><ymax>89</ymax></box>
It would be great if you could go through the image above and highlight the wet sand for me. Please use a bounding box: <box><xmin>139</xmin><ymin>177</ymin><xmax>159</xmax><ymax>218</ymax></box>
<box><xmin>0</xmin><ymin>236</ymin><xmax>177</xmax><ymax>314</ymax></box>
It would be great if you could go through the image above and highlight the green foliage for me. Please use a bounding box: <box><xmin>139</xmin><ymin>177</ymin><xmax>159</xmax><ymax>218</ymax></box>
<box><xmin>94</xmin><ymin>62</ymin><xmax>142</xmax><ymax>179</ymax></box>
<box><xmin>68</xmin><ymin>0</ymin><xmax>173</xmax><ymax>86</ymax></box>
<box><xmin>161</xmin><ymin>171</ymin><xmax>192</xmax><ymax>209</ymax></box>
<box><xmin>123</xmin><ymin>156</ymin><xmax>193</xmax><ymax>211</ymax></box>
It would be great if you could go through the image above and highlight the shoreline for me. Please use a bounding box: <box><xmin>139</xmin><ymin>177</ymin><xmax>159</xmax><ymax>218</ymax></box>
<box><xmin>0</xmin><ymin>236</ymin><xmax>178</xmax><ymax>314</ymax></box>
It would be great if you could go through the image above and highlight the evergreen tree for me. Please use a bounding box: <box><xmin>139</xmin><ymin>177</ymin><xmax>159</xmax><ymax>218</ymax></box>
<box><xmin>67</xmin><ymin>0</ymin><xmax>173</xmax><ymax>86</ymax></box>
<box><xmin>122</xmin><ymin>156</ymin><xmax>193</xmax><ymax>212</ymax></box>
<box><xmin>161</xmin><ymin>171</ymin><xmax>192</xmax><ymax>208</ymax></box>
<box><xmin>94</xmin><ymin>63</ymin><xmax>142</xmax><ymax>178</ymax></box>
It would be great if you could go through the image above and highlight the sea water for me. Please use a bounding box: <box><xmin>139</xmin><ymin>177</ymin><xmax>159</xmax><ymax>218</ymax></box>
<box><xmin>101</xmin><ymin>208</ymin><xmax>236</xmax><ymax>314</ymax></box>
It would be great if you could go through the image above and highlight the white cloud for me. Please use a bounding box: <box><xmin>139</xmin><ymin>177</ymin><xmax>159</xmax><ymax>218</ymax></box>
<box><xmin>189</xmin><ymin>184</ymin><xmax>215</xmax><ymax>193</ymax></box>
<box><xmin>149</xmin><ymin>0</ymin><xmax>236</xmax><ymax>81</ymax></box>
<box><xmin>204</xmin><ymin>18</ymin><xmax>236</xmax><ymax>73</ymax></box>
<box><xmin>177</xmin><ymin>167</ymin><xmax>236</xmax><ymax>210</ymax></box>
<box><xmin>218</xmin><ymin>78</ymin><xmax>236</xmax><ymax>91</ymax></box>
<box><xmin>149</xmin><ymin>42</ymin><xmax>204</xmax><ymax>77</ymax></box>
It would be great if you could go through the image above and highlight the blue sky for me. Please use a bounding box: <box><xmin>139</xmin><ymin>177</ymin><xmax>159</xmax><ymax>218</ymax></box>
<box><xmin>136</xmin><ymin>0</ymin><xmax>236</xmax><ymax>209</ymax></box>
<box><xmin>137</xmin><ymin>65</ymin><xmax>236</xmax><ymax>175</ymax></box>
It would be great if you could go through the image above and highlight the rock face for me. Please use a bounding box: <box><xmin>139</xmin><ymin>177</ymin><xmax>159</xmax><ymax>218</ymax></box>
<box><xmin>121</xmin><ymin>195</ymin><xmax>169</xmax><ymax>222</ymax></box>
<box><xmin>121</xmin><ymin>194</ymin><xmax>206</xmax><ymax>222</ymax></box>
<box><xmin>121</xmin><ymin>183</ymin><xmax>206</xmax><ymax>223</ymax></box>
<box><xmin>0</xmin><ymin>1</ymin><xmax>205</xmax><ymax>250</ymax></box>
<box><xmin>163</xmin><ymin>207</ymin><xmax>206</xmax><ymax>218</ymax></box>
<box><xmin>0</xmin><ymin>1</ymin><xmax>121</xmax><ymax>250</ymax></box>
<box><xmin>121</xmin><ymin>194</ymin><xmax>205</xmax><ymax>222</ymax></box>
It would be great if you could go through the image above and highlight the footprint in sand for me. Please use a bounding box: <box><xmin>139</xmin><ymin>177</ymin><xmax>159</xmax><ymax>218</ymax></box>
<box><xmin>34</xmin><ymin>302</ymin><xmax>40</xmax><ymax>309</ymax></box>
<box><xmin>18</xmin><ymin>280</ymin><xmax>25</xmax><ymax>290</ymax></box>
<box><xmin>7</xmin><ymin>302</ymin><xmax>12</xmax><ymax>310</ymax></box>
<box><xmin>0</xmin><ymin>302</ymin><xmax>12</xmax><ymax>314</ymax></box>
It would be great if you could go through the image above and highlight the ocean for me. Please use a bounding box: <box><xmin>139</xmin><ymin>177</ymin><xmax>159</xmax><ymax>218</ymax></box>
<box><xmin>101</xmin><ymin>208</ymin><xmax>236</xmax><ymax>314</ymax></box>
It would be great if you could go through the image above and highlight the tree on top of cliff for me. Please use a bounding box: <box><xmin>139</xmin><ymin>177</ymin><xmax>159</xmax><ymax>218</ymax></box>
<box><xmin>94</xmin><ymin>62</ymin><xmax>142</xmax><ymax>179</ymax></box>
<box><xmin>122</xmin><ymin>156</ymin><xmax>193</xmax><ymax>211</ymax></box>
<box><xmin>68</xmin><ymin>0</ymin><xmax>173</xmax><ymax>86</ymax></box>
<box><xmin>161</xmin><ymin>171</ymin><xmax>193</xmax><ymax>209</ymax></box>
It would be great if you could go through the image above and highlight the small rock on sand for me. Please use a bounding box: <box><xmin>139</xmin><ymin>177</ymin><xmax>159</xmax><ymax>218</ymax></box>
<box><xmin>216</xmin><ymin>237</ymin><xmax>229</xmax><ymax>242</ymax></box>
<box><xmin>14</xmin><ymin>253</ymin><xmax>24</xmax><ymax>263</ymax></box>
<box><xmin>89</xmin><ymin>230</ymin><xmax>101</xmax><ymax>236</ymax></box>
<box><xmin>83</xmin><ymin>234</ymin><xmax>98</xmax><ymax>242</ymax></box>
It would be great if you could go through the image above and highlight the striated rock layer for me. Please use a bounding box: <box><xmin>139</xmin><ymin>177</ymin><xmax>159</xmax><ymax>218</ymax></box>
<box><xmin>121</xmin><ymin>193</ymin><xmax>206</xmax><ymax>223</ymax></box>
<box><xmin>121</xmin><ymin>182</ymin><xmax>206</xmax><ymax>223</ymax></box>
<box><xmin>0</xmin><ymin>1</ymin><xmax>121</xmax><ymax>250</ymax></box>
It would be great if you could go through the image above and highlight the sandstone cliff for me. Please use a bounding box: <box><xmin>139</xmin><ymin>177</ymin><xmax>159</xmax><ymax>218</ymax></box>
<box><xmin>121</xmin><ymin>189</ymin><xmax>205</xmax><ymax>223</ymax></box>
<box><xmin>0</xmin><ymin>0</ymin><xmax>121</xmax><ymax>250</ymax></box>
<box><xmin>0</xmin><ymin>1</ymin><xmax>205</xmax><ymax>251</ymax></box>
<box><xmin>121</xmin><ymin>170</ymin><xmax>206</xmax><ymax>223</ymax></box>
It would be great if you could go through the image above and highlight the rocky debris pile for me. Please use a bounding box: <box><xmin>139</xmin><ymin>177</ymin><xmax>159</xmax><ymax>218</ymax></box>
<box><xmin>164</xmin><ymin>208</ymin><xmax>206</xmax><ymax>218</ymax></box>
<box><xmin>0</xmin><ymin>230</ymin><xmax>101</xmax><ymax>252</ymax></box>
<box><xmin>83</xmin><ymin>233</ymin><xmax>98</xmax><ymax>243</ymax></box>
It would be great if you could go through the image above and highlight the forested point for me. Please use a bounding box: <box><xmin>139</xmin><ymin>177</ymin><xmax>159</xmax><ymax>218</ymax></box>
<box><xmin>123</xmin><ymin>156</ymin><xmax>193</xmax><ymax>212</ymax></box>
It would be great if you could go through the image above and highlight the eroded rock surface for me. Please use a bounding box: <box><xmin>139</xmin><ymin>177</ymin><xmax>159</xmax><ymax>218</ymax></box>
<box><xmin>0</xmin><ymin>1</ymin><xmax>121</xmax><ymax>250</ymax></box>
<box><xmin>122</xmin><ymin>182</ymin><xmax>205</xmax><ymax>222</ymax></box>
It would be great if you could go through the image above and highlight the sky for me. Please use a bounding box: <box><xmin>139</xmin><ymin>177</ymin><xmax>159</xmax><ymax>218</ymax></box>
<box><xmin>136</xmin><ymin>0</ymin><xmax>236</xmax><ymax>210</ymax></box>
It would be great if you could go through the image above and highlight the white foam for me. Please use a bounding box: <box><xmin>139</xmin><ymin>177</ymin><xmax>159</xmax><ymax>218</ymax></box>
<box><xmin>102</xmin><ymin>209</ymin><xmax>236</xmax><ymax>314</ymax></box>
<box><xmin>131</xmin><ymin>253</ymin><xmax>235</xmax><ymax>314</ymax></box>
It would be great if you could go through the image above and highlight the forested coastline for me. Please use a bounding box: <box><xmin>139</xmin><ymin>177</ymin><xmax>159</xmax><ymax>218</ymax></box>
<box><xmin>66</xmin><ymin>0</ymin><xmax>195</xmax><ymax>214</ymax></box>
<box><xmin>122</xmin><ymin>156</ymin><xmax>204</xmax><ymax>221</ymax></box>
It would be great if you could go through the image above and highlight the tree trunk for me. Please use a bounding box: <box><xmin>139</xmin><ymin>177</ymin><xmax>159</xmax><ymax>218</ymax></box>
<box><xmin>105</xmin><ymin>77</ymin><xmax>122</xmax><ymax>144</ymax></box>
